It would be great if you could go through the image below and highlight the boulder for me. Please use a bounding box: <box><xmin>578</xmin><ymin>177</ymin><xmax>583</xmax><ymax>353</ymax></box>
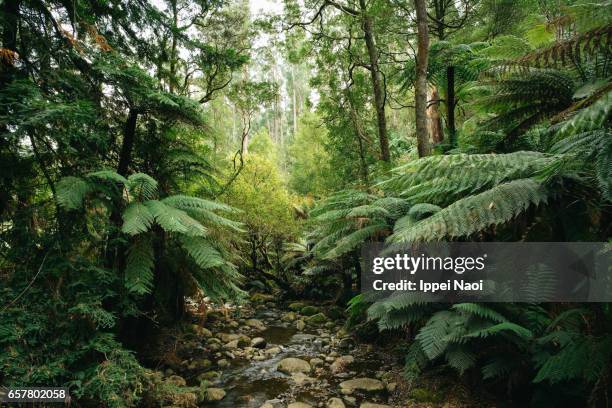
<box><xmin>309</xmin><ymin>357</ymin><xmax>324</xmax><ymax>367</ymax></box>
<box><xmin>296</xmin><ymin>320</ymin><xmax>306</xmax><ymax>330</ymax></box>
<box><xmin>306</xmin><ymin>313</ymin><xmax>327</xmax><ymax>325</ymax></box>
<box><xmin>339</xmin><ymin>378</ymin><xmax>385</xmax><ymax>394</ymax></box>
<box><xmin>277</xmin><ymin>357</ymin><xmax>312</xmax><ymax>374</ymax></box>
<box><xmin>330</xmin><ymin>355</ymin><xmax>354</xmax><ymax>373</ymax></box>
<box><xmin>250</xmin><ymin>293</ymin><xmax>275</xmax><ymax>303</ymax></box>
<box><xmin>165</xmin><ymin>375</ymin><xmax>186</xmax><ymax>387</ymax></box>
<box><xmin>204</xmin><ymin>387</ymin><xmax>226</xmax><ymax>401</ymax></box>
<box><xmin>291</xmin><ymin>372</ymin><xmax>315</xmax><ymax>385</ymax></box>
<box><xmin>224</xmin><ymin>339</ymin><xmax>239</xmax><ymax>349</ymax></box>
<box><xmin>327</xmin><ymin>397</ymin><xmax>346</xmax><ymax>408</ymax></box>
<box><xmin>282</xmin><ymin>312</ymin><xmax>297</xmax><ymax>322</ymax></box>
<box><xmin>288</xmin><ymin>403</ymin><xmax>313</xmax><ymax>408</ymax></box>
<box><xmin>251</xmin><ymin>337</ymin><xmax>267</xmax><ymax>348</ymax></box>
<box><xmin>246</xmin><ymin>318</ymin><xmax>267</xmax><ymax>331</ymax></box>
<box><xmin>359</xmin><ymin>404</ymin><xmax>392</xmax><ymax>408</ymax></box>
<box><xmin>300</xmin><ymin>305</ymin><xmax>320</xmax><ymax>316</ymax></box>
<box><xmin>288</xmin><ymin>302</ymin><xmax>306</xmax><ymax>311</ymax></box>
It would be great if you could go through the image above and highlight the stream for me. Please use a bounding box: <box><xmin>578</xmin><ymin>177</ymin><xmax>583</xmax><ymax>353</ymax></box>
<box><xmin>180</xmin><ymin>299</ymin><xmax>399</xmax><ymax>408</ymax></box>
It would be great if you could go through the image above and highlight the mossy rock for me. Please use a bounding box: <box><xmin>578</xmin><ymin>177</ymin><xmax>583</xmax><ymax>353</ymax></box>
<box><xmin>250</xmin><ymin>293</ymin><xmax>275</xmax><ymax>303</ymax></box>
<box><xmin>301</xmin><ymin>305</ymin><xmax>320</xmax><ymax>316</ymax></box>
<box><xmin>409</xmin><ymin>387</ymin><xmax>443</xmax><ymax>403</ymax></box>
<box><xmin>306</xmin><ymin>313</ymin><xmax>327</xmax><ymax>325</ymax></box>
<box><xmin>288</xmin><ymin>302</ymin><xmax>306</xmax><ymax>311</ymax></box>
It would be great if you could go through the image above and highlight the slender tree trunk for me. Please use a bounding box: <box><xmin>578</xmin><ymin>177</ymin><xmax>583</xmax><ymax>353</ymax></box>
<box><xmin>168</xmin><ymin>0</ymin><xmax>178</xmax><ymax>93</ymax></box>
<box><xmin>427</xmin><ymin>87</ymin><xmax>444</xmax><ymax>144</ymax></box>
<box><xmin>359</xmin><ymin>0</ymin><xmax>390</xmax><ymax>162</ymax></box>
<box><xmin>291</xmin><ymin>65</ymin><xmax>298</xmax><ymax>136</ymax></box>
<box><xmin>117</xmin><ymin>108</ymin><xmax>139</xmax><ymax>176</ymax></box>
<box><xmin>414</xmin><ymin>0</ymin><xmax>431</xmax><ymax>157</ymax></box>
<box><xmin>447</xmin><ymin>66</ymin><xmax>457</xmax><ymax>146</ymax></box>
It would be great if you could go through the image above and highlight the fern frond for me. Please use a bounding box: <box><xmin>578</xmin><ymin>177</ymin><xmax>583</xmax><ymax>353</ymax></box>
<box><xmin>125</xmin><ymin>236</ymin><xmax>154</xmax><ymax>295</ymax></box>
<box><xmin>121</xmin><ymin>203</ymin><xmax>154</xmax><ymax>236</ymax></box>
<box><xmin>56</xmin><ymin>177</ymin><xmax>91</xmax><ymax>210</ymax></box>
<box><xmin>389</xmin><ymin>179</ymin><xmax>548</xmax><ymax>242</ymax></box>
<box><xmin>127</xmin><ymin>173</ymin><xmax>158</xmax><ymax>201</ymax></box>
<box><xmin>145</xmin><ymin>200</ymin><xmax>207</xmax><ymax>236</ymax></box>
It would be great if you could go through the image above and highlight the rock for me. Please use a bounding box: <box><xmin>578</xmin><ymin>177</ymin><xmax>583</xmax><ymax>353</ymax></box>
<box><xmin>296</xmin><ymin>320</ymin><xmax>306</xmax><ymax>330</ymax></box>
<box><xmin>306</xmin><ymin>313</ymin><xmax>327</xmax><ymax>325</ymax></box>
<box><xmin>339</xmin><ymin>378</ymin><xmax>385</xmax><ymax>394</ymax></box>
<box><xmin>288</xmin><ymin>403</ymin><xmax>312</xmax><ymax>408</ymax></box>
<box><xmin>409</xmin><ymin>387</ymin><xmax>443</xmax><ymax>403</ymax></box>
<box><xmin>310</xmin><ymin>357</ymin><xmax>324</xmax><ymax>367</ymax></box>
<box><xmin>165</xmin><ymin>375</ymin><xmax>186</xmax><ymax>387</ymax></box>
<box><xmin>224</xmin><ymin>339</ymin><xmax>239</xmax><ymax>349</ymax></box>
<box><xmin>197</xmin><ymin>371</ymin><xmax>220</xmax><ymax>382</ymax></box>
<box><xmin>217</xmin><ymin>358</ymin><xmax>229</xmax><ymax>368</ymax></box>
<box><xmin>265</xmin><ymin>346</ymin><xmax>281</xmax><ymax>355</ymax></box>
<box><xmin>277</xmin><ymin>357</ymin><xmax>312</xmax><ymax>374</ymax></box>
<box><xmin>190</xmin><ymin>324</ymin><xmax>213</xmax><ymax>337</ymax></box>
<box><xmin>250</xmin><ymin>293</ymin><xmax>275</xmax><ymax>303</ymax></box>
<box><xmin>300</xmin><ymin>305</ymin><xmax>320</xmax><ymax>316</ymax></box>
<box><xmin>359</xmin><ymin>404</ymin><xmax>392</xmax><ymax>408</ymax></box>
<box><xmin>194</xmin><ymin>358</ymin><xmax>212</xmax><ymax>369</ymax></box>
<box><xmin>330</xmin><ymin>355</ymin><xmax>355</xmax><ymax>373</ymax></box>
<box><xmin>288</xmin><ymin>302</ymin><xmax>306</xmax><ymax>311</ymax></box>
<box><xmin>343</xmin><ymin>396</ymin><xmax>356</xmax><ymax>405</ymax></box>
<box><xmin>386</xmin><ymin>382</ymin><xmax>397</xmax><ymax>392</ymax></box>
<box><xmin>325</xmin><ymin>321</ymin><xmax>336</xmax><ymax>329</ymax></box>
<box><xmin>246</xmin><ymin>318</ymin><xmax>267</xmax><ymax>331</ymax></box>
<box><xmin>291</xmin><ymin>372</ymin><xmax>315</xmax><ymax>385</ymax></box>
<box><xmin>238</xmin><ymin>334</ymin><xmax>251</xmax><ymax>347</ymax></box>
<box><xmin>262</xmin><ymin>398</ymin><xmax>284</xmax><ymax>408</ymax></box>
<box><xmin>251</xmin><ymin>337</ymin><xmax>267</xmax><ymax>348</ymax></box>
<box><xmin>327</xmin><ymin>397</ymin><xmax>346</xmax><ymax>408</ymax></box>
<box><xmin>219</xmin><ymin>333</ymin><xmax>239</xmax><ymax>343</ymax></box>
<box><xmin>204</xmin><ymin>387</ymin><xmax>226</xmax><ymax>401</ymax></box>
<box><xmin>282</xmin><ymin>312</ymin><xmax>297</xmax><ymax>322</ymax></box>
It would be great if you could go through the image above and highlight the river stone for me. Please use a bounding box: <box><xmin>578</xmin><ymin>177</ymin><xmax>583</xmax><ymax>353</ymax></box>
<box><xmin>266</xmin><ymin>346</ymin><xmax>281</xmax><ymax>355</ymax></box>
<box><xmin>327</xmin><ymin>398</ymin><xmax>345</xmax><ymax>408</ymax></box>
<box><xmin>288</xmin><ymin>403</ymin><xmax>312</xmax><ymax>408</ymax></box>
<box><xmin>330</xmin><ymin>355</ymin><xmax>354</xmax><ymax>373</ymax></box>
<box><xmin>291</xmin><ymin>372</ymin><xmax>315</xmax><ymax>385</ymax></box>
<box><xmin>359</xmin><ymin>404</ymin><xmax>392</xmax><ymax>408</ymax></box>
<box><xmin>246</xmin><ymin>319</ymin><xmax>267</xmax><ymax>331</ymax></box>
<box><xmin>277</xmin><ymin>357</ymin><xmax>312</xmax><ymax>374</ymax></box>
<box><xmin>306</xmin><ymin>313</ymin><xmax>327</xmax><ymax>325</ymax></box>
<box><xmin>310</xmin><ymin>357</ymin><xmax>324</xmax><ymax>367</ymax></box>
<box><xmin>296</xmin><ymin>320</ymin><xmax>306</xmax><ymax>330</ymax></box>
<box><xmin>219</xmin><ymin>333</ymin><xmax>239</xmax><ymax>342</ymax></box>
<box><xmin>262</xmin><ymin>398</ymin><xmax>284</xmax><ymax>408</ymax></box>
<box><xmin>165</xmin><ymin>375</ymin><xmax>186</xmax><ymax>387</ymax></box>
<box><xmin>282</xmin><ymin>311</ymin><xmax>297</xmax><ymax>321</ymax></box>
<box><xmin>300</xmin><ymin>305</ymin><xmax>320</xmax><ymax>316</ymax></box>
<box><xmin>288</xmin><ymin>302</ymin><xmax>306</xmax><ymax>311</ymax></box>
<box><xmin>217</xmin><ymin>358</ymin><xmax>229</xmax><ymax>367</ymax></box>
<box><xmin>205</xmin><ymin>387</ymin><xmax>226</xmax><ymax>401</ymax></box>
<box><xmin>238</xmin><ymin>334</ymin><xmax>251</xmax><ymax>347</ymax></box>
<box><xmin>224</xmin><ymin>339</ymin><xmax>239</xmax><ymax>349</ymax></box>
<box><xmin>339</xmin><ymin>378</ymin><xmax>385</xmax><ymax>394</ymax></box>
<box><xmin>251</xmin><ymin>337</ymin><xmax>267</xmax><ymax>348</ymax></box>
<box><xmin>386</xmin><ymin>382</ymin><xmax>397</xmax><ymax>392</ymax></box>
<box><xmin>250</xmin><ymin>293</ymin><xmax>275</xmax><ymax>303</ymax></box>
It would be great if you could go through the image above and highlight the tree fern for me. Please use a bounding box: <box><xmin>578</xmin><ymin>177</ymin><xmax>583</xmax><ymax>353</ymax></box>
<box><xmin>121</xmin><ymin>203</ymin><xmax>155</xmax><ymax>236</ymax></box>
<box><xmin>389</xmin><ymin>179</ymin><xmax>548</xmax><ymax>242</ymax></box>
<box><xmin>124</xmin><ymin>237</ymin><xmax>155</xmax><ymax>295</ymax></box>
<box><xmin>56</xmin><ymin>177</ymin><xmax>92</xmax><ymax>210</ymax></box>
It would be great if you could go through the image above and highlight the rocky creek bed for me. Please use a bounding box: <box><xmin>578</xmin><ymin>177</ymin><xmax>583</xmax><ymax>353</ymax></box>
<box><xmin>151</xmin><ymin>294</ymin><xmax>469</xmax><ymax>408</ymax></box>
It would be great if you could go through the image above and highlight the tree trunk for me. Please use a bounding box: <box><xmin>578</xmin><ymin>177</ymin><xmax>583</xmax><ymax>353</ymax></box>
<box><xmin>447</xmin><ymin>66</ymin><xmax>457</xmax><ymax>147</ymax></box>
<box><xmin>117</xmin><ymin>108</ymin><xmax>139</xmax><ymax>176</ymax></box>
<box><xmin>291</xmin><ymin>65</ymin><xmax>298</xmax><ymax>136</ymax></box>
<box><xmin>414</xmin><ymin>0</ymin><xmax>431</xmax><ymax>157</ymax></box>
<box><xmin>427</xmin><ymin>87</ymin><xmax>444</xmax><ymax>144</ymax></box>
<box><xmin>359</xmin><ymin>0</ymin><xmax>390</xmax><ymax>162</ymax></box>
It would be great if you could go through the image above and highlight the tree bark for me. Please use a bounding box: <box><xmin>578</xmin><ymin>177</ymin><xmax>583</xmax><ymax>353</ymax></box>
<box><xmin>447</xmin><ymin>66</ymin><xmax>457</xmax><ymax>147</ymax></box>
<box><xmin>414</xmin><ymin>0</ymin><xmax>431</xmax><ymax>157</ymax></box>
<box><xmin>427</xmin><ymin>87</ymin><xmax>444</xmax><ymax>144</ymax></box>
<box><xmin>359</xmin><ymin>0</ymin><xmax>390</xmax><ymax>162</ymax></box>
<box><xmin>117</xmin><ymin>108</ymin><xmax>139</xmax><ymax>176</ymax></box>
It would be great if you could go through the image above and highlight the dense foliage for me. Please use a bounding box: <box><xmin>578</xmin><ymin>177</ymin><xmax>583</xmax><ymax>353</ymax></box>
<box><xmin>1</xmin><ymin>0</ymin><xmax>610</xmax><ymax>407</ymax></box>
